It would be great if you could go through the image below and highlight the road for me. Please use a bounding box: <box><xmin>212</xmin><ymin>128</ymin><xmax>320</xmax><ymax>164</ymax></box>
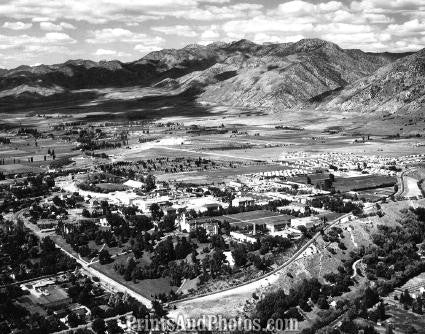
<box><xmin>11</xmin><ymin>208</ymin><xmax>153</xmax><ymax>309</ymax></box>
<box><xmin>350</xmin><ymin>259</ymin><xmax>362</xmax><ymax>279</ymax></box>
<box><xmin>397</xmin><ymin>168</ymin><xmax>423</xmax><ymax>199</ymax></box>
<box><xmin>169</xmin><ymin>213</ymin><xmax>354</xmax><ymax>308</ymax></box>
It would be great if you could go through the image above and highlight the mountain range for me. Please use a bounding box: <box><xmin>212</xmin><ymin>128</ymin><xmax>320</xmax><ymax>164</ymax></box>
<box><xmin>0</xmin><ymin>38</ymin><xmax>423</xmax><ymax>114</ymax></box>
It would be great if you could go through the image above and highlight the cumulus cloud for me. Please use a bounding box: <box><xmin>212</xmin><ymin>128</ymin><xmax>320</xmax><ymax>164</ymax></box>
<box><xmin>151</xmin><ymin>25</ymin><xmax>198</xmax><ymax>37</ymax></box>
<box><xmin>134</xmin><ymin>44</ymin><xmax>163</xmax><ymax>54</ymax></box>
<box><xmin>86</xmin><ymin>28</ymin><xmax>165</xmax><ymax>45</ymax></box>
<box><xmin>93</xmin><ymin>48</ymin><xmax>132</xmax><ymax>59</ymax></box>
<box><xmin>253</xmin><ymin>33</ymin><xmax>305</xmax><ymax>44</ymax></box>
<box><xmin>2</xmin><ymin>21</ymin><xmax>32</xmax><ymax>30</ymax></box>
<box><xmin>40</xmin><ymin>22</ymin><xmax>76</xmax><ymax>31</ymax></box>
<box><xmin>0</xmin><ymin>0</ymin><xmax>424</xmax><ymax>68</ymax></box>
<box><xmin>0</xmin><ymin>32</ymin><xmax>75</xmax><ymax>60</ymax></box>
<box><xmin>201</xmin><ymin>29</ymin><xmax>220</xmax><ymax>39</ymax></box>
<box><xmin>0</xmin><ymin>0</ymin><xmax>235</xmax><ymax>24</ymax></box>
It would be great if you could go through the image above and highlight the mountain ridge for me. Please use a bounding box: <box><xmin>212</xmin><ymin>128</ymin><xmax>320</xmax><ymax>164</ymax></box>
<box><xmin>0</xmin><ymin>38</ymin><xmax>420</xmax><ymax>114</ymax></box>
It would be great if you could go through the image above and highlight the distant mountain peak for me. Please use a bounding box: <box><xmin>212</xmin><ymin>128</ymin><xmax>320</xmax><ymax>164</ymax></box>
<box><xmin>0</xmin><ymin>37</ymin><xmax>421</xmax><ymax>115</ymax></box>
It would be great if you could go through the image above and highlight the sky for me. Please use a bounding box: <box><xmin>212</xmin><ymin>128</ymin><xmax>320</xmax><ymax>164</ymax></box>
<box><xmin>0</xmin><ymin>0</ymin><xmax>424</xmax><ymax>68</ymax></box>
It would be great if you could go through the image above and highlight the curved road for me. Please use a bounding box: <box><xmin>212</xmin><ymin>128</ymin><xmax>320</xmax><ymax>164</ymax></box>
<box><xmin>350</xmin><ymin>259</ymin><xmax>362</xmax><ymax>279</ymax></box>
<box><xmin>169</xmin><ymin>213</ymin><xmax>354</xmax><ymax>308</ymax></box>
<box><xmin>12</xmin><ymin>208</ymin><xmax>153</xmax><ymax>309</ymax></box>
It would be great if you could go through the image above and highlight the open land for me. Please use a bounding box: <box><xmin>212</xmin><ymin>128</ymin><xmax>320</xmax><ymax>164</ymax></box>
<box><xmin>1</xmin><ymin>92</ymin><xmax>425</xmax><ymax>334</ymax></box>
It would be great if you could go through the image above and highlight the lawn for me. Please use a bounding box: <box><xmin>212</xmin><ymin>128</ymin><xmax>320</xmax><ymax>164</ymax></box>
<box><xmin>91</xmin><ymin>253</ymin><xmax>177</xmax><ymax>299</ymax></box>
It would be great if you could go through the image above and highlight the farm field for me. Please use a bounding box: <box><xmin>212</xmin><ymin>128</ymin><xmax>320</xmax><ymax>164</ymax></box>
<box><xmin>290</xmin><ymin>174</ymin><xmax>397</xmax><ymax>192</ymax></box>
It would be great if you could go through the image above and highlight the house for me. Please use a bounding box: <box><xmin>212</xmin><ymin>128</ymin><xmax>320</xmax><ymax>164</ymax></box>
<box><xmin>123</xmin><ymin>180</ymin><xmax>145</xmax><ymax>189</ymax></box>
<box><xmin>98</xmin><ymin>217</ymin><xmax>110</xmax><ymax>228</ymax></box>
<box><xmin>114</xmin><ymin>192</ymin><xmax>142</xmax><ymax>206</ymax></box>
<box><xmin>203</xmin><ymin>203</ymin><xmax>222</xmax><ymax>214</ymax></box>
<box><xmin>162</xmin><ymin>206</ymin><xmax>177</xmax><ymax>217</ymax></box>
<box><xmin>32</xmin><ymin>285</ymin><xmax>72</xmax><ymax>309</ymax></box>
<box><xmin>133</xmin><ymin>196</ymin><xmax>171</xmax><ymax>213</ymax></box>
<box><xmin>265</xmin><ymin>220</ymin><xmax>290</xmax><ymax>234</ymax></box>
<box><xmin>232</xmin><ymin>196</ymin><xmax>255</xmax><ymax>208</ymax></box>
<box><xmin>290</xmin><ymin>216</ymin><xmax>321</xmax><ymax>229</ymax></box>
<box><xmin>270</xmin><ymin>228</ymin><xmax>303</xmax><ymax>239</ymax></box>
<box><xmin>277</xmin><ymin>202</ymin><xmax>308</xmax><ymax>214</ymax></box>
<box><xmin>37</xmin><ymin>219</ymin><xmax>58</xmax><ymax>230</ymax></box>
<box><xmin>230</xmin><ymin>231</ymin><xmax>257</xmax><ymax>243</ymax></box>
<box><xmin>202</xmin><ymin>221</ymin><xmax>219</xmax><ymax>235</ymax></box>
<box><xmin>181</xmin><ymin>196</ymin><xmax>228</xmax><ymax>213</ymax></box>
<box><xmin>178</xmin><ymin>214</ymin><xmax>219</xmax><ymax>235</ymax></box>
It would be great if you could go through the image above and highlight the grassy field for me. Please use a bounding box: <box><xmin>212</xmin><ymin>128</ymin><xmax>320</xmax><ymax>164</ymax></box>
<box><xmin>356</xmin><ymin>186</ymin><xmax>395</xmax><ymax>201</ymax></box>
<box><xmin>91</xmin><ymin>253</ymin><xmax>176</xmax><ymax>299</ymax></box>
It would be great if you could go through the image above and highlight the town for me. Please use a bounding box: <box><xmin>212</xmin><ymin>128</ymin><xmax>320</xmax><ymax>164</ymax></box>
<box><xmin>1</xmin><ymin>113</ymin><xmax>425</xmax><ymax>334</ymax></box>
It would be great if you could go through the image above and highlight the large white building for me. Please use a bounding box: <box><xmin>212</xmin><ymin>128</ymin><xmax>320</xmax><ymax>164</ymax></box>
<box><xmin>230</xmin><ymin>231</ymin><xmax>257</xmax><ymax>243</ymax></box>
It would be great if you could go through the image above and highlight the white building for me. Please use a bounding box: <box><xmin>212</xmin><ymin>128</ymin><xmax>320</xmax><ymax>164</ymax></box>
<box><xmin>123</xmin><ymin>180</ymin><xmax>145</xmax><ymax>189</ymax></box>
<box><xmin>232</xmin><ymin>196</ymin><xmax>255</xmax><ymax>208</ymax></box>
<box><xmin>230</xmin><ymin>231</ymin><xmax>257</xmax><ymax>243</ymax></box>
<box><xmin>290</xmin><ymin>216</ymin><xmax>321</xmax><ymax>229</ymax></box>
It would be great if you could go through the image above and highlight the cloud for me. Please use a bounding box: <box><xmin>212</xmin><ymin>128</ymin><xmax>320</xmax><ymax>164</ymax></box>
<box><xmin>134</xmin><ymin>44</ymin><xmax>163</xmax><ymax>54</ymax></box>
<box><xmin>201</xmin><ymin>29</ymin><xmax>220</xmax><ymax>39</ymax></box>
<box><xmin>222</xmin><ymin>16</ymin><xmax>315</xmax><ymax>36</ymax></box>
<box><xmin>144</xmin><ymin>3</ymin><xmax>264</xmax><ymax>21</ymax></box>
<box><xmin>351</xmin><ymin>0</ymin><xmax>420</xmax><ymax>12</ymax></box>
<box><xmin>0</xmin><ymin>0</ymin><xmax>424</xmax><ymax>68</ymax></box>
<box><xmin>151</xmin><ymin>25</ymin><xmax>198</xmax><ymax>37</ymax></box>
<box><xmin>93</xmin><ymin>48</ymin><xmax>132</xmax><ymax>59</ymax></box>
<box><xmin>0</xmin><ymin>0</ymin><xmax>227</xmax><ymax>24</ymax></box>
<box><xmin>2</xmin><ymin>21</ymin><xmax>32</xmax><ymax>30</ymax></box>
<box><xmin>87</xmin><ymin>28</ymin><xmax>165</xmax><ymax>46</ymax></box>
<box><xmin>0</xmin><ymin>32</ymin><xmax>75</xmax><ymax>60</ymax></box>
<box><xmin>252</xmin><ymin>33</ymin><xmax>304</xmax><ymax>44</ymax></box>
<box><xmin>40</xmin><ymin>21</ymin><xmax>76</xmax><ymax>31</ymax></box>
<box><xmin>387</xmin><ymin>19</ymin><xmax>425</xmax><ymax>36</ymax></box>
<box><xmin>277</xmin><ymin>1</ymin><xmax>317</xmax><ymax>16</ymax></box>
<box><xmin>95</xmin><ymin>49</ymin><xmax>117</xmax><ymax>56</ymax></box>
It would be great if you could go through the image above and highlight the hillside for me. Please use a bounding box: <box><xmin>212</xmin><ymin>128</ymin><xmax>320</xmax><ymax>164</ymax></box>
<box><xmin>324</xmin><ymin>48</ymin><xmax>425</xmax><ymax>113</ymax></box>
<box><xmin>0</xmin><ymin>38</ymin><xmax>415</xmax><ymax>111</ymax></box>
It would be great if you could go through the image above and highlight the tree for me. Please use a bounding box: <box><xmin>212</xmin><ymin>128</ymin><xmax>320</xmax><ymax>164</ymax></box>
<box><xmin>159</xmin><ymin>214</ymin><xmax>176</xmax><ymax>232</ymax></box>
<box><xmin>377</xmin><ymin>300</ymin><xmax>386</xmax><ymax>320</ymax></box>
<box><xmin>317</xmin><ymin>296</ymin><xmax>329</xmax><ymax>309</ymax></box>
<box><xmin>82</xmin><ymin>208</ymin><xmax>91</xmax><ymax>218</ymax></box>
<box><xmin>232</xmin><ymin>245</ymin><xmax>247</xmax><ymax>267</ymax></box>
<box><xmin>106</xmin><ymin>319</ymin><xmax>124</xmax><ymax>334</ymax></box>
<box><xmin>40</xmin><ymin>236</ymin><xmax>56</xmax><ymax>254</ymax></box>
<box><xmin>150</xmin><ymin>203</ymin><xmax>163</xmax><ymax>221</ymax></box>
<box><xmin>406</xmin><ymin>325</ymin><xmax>418</xmax><ymax>334</ymax></box>
<box><xmin>145</xmin><ymin>174</ymin><xmax>156</xmax><ymax>192</ymax></box>
<box><xmin>99</xmin><ymin>249</ymin><xmax>112</xmax><ymax>265</ymax></box>
<box><xmin>92</xmin><ymin>318</ymin><xmax>106</xmax><ymax>334</ymax></box>
<box><xmin>152</xmin><ymin>300</ymin><xmax>167</xmax><ymax>317</ymax></box>
<box><xmin>385</xmin><ymin>324</ymin><xmax>394</xmax><ymax>334</ymax></box>
<box><xmin>67</xmin><ymin>312</ymin><xmax>80</xmax><ymax>328</ymax></box>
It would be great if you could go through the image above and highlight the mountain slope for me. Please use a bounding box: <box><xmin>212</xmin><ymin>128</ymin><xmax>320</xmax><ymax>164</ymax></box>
<box><xmin>0</xmin><ymin>38</ymin><xmax>414</xmax><ymax>111</ymax></box>
<box><xmin>324</xmin><ymin>48</ymin><xmax>425</xmax><ymax>113</ymax></box>
<box><xmin>191</xmin><ymin>39</ymin><xmax>405</xmax><ymax>108</ymax></box>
